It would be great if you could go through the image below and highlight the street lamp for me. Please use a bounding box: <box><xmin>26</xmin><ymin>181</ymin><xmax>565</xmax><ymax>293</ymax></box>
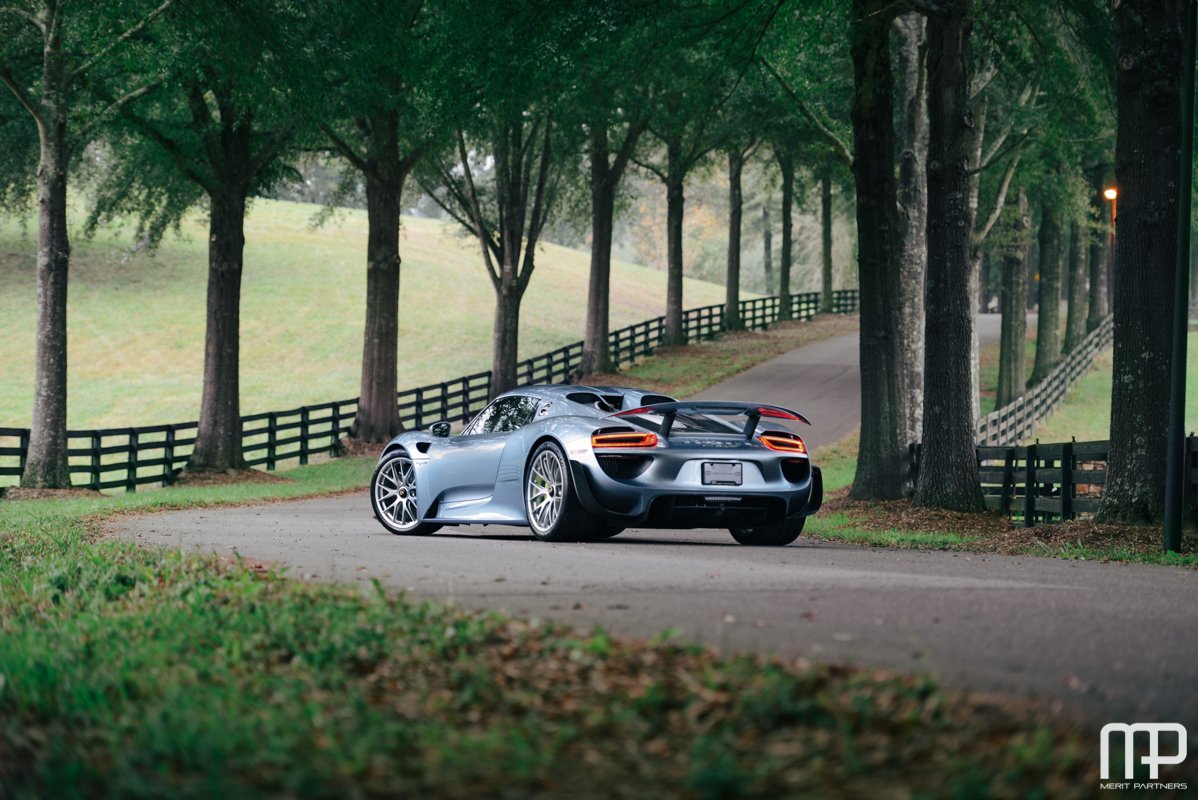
<box><xmin>1104</xmin><ymin>187</ymin><xmax>1117</xmax><ymax>316</ymax></box>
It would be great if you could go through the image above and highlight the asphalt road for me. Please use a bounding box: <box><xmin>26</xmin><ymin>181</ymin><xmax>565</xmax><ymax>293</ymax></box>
<box><xmin>692</xmin><ymin>313</ymin><xmax>1005</xmax><ymax>451</ymax></box>
<box><xmin>110</xmin><ymin>314</ymin><xmax>1198</xmax><ymax>725</ymax></box>
<box><xmin>115</xmin><ymin>503</ymin><xmax>1197</xmax><ymax>723</ymax></box>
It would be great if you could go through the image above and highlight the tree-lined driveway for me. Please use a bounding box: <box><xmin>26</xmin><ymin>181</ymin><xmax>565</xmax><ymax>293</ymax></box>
<box><xmin>111</xmin><ymin>315</ymin><xmax>1198</xmax><ymax>724</ymax></box>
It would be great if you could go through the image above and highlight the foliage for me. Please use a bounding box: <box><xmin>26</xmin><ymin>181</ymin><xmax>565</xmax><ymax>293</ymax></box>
<box><xmin>0</xmin><ymin>460</ymin><xmax>1095</xmax><ymax>797</ymax></box>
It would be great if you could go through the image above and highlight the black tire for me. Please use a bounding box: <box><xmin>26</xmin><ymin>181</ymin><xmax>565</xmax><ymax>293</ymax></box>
<box><xmin>524</xmin><ymin>440</ymin><xmax>604</xmax><ymax>542</ymax></box>
<box><xmin>583</xmin><ymin>524</ymin><xmax>625</xmax><ymax>540</ymax></box>
<box><xmin>729</xmin><ymin>517</ymin><xmax>805</xmax><ymax>546</ymax></box>
<box><xmin>371</xmin><ymin>450</ymin><xmax>441</xmax><ymax>536</ymax></box>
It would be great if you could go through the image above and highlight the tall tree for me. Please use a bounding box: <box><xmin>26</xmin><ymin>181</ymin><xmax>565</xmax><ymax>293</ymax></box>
<box><xmin>995</xmin><ymin>189</ymin><xmax>1031</xmax><ymax>409</ymax></box>
<box><xmin>775</xmin><ymin>149</ymin><xmax>796</xmax><ymax>318</ymax></box>
<box><xmin>847</xmin><ymin>0</ymin><xmax>906</xmax><ymax>500</ymax></box>
<box><xmin>1063</xmin><ymin>218</ymin><xmax>1089</xmax><ymax>352</ymax></box>
<box><xmin>819</xmin><ymin>164</ymin><xmax>836</xmax><ymax>314</ymax></box>
<box><xmin>1099</xmin><ymin>0</ymin><xmax>1186</xmax><ymax>522</ymax></box>
<box><xmin>312</xmin><ymin>0</ymin><xmax>437</xmax><ymax>442</ymax></box>
<box><xmin>723</xmin><ymin>139</ymin><xmax>756</xmax><ymax>331</ymax></box>
<box><xmin>0</xmin><ymin>0</ymin><xmax>177</xmax><ymax>487</ymax></box>
<box><xmin>88</xmin><ymin>0</ymin><xmax>296</xmax><ymax>472</ymax></box>
<box><xmin>1085</xmin><ymin>166</ymin><xmax>1109</xmax><ymax>332</ymax></box>
<box><xmin>761</xmin><ymin>202</ymin><xmax>774</xmax><ymax>293</ymax></box>
<box><xmin>913</xmin><ymin>0</ymin><xmax>984</xmax><ymax>512</ymax></box>
<box><xmin>894</xmin><ymin>11</ymin><xmax>928</xmax><ymax>452</ymax></box>
<box><xmin>1030</xmin><ymin>203</ymin><xmax>1063</xmax><ymax>384</ymax></box>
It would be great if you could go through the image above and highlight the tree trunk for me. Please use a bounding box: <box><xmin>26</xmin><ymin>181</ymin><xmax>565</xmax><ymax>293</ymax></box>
<box><xmin>820</xmin><ymin>168</ymin><xmax>834</xmax><ymax>314</ymax></box>
<box><xmin>354</xmin><ymin>151</ymin><xmax>407</xmax><ymax>443</ymax></box>
<box><xmin>21</xmin><ymin>110</ymin><xmax>72</xmax><ymax>488</ymax></box>
<box><xmin>762</xmin><ymin>204</ymin><xmax>773</xmax><ymax>296</ymax></box>
<box><xmin>1063</xmin><ymin>219</ymin><xmax>1088</xmax><ymax>353</ymax></box>
<box><xmin>894</xmin><ymin>10</ymin><xmax>928</xmax><ymax>454</ymax></box>
<box><xmin>913</xmin><ymin>0</ymin><xmax>983</xmax><ymax>513</ymax></box>
<box><xmin>190</xmin><ymin>192</ymin><xmax>249</xmax><ymax>472</ymax></box>
<box><xmin>491</xmin><ymin>278</ymin><xmax>522</xmax><ymax>397</ymax></box>
<box><xmin>1086</xmin><ymin>168</ymin><xmax>1108</xmax><ymax>332</ymax></box>
<box><xmin>1030</xmin><ymin>204</ymin><xmax>1062</xmax><ymax>384</ymax></box>
<box><xmin>663</xmin><ymin>139</ymin><xmax>686</xmax><ymax>346</ymax></box>
<box><xmin>848</xmin><ymin>0</ymin><xmax>906</xmax><ymax>500</ymax></box>
<box><xmin>1099</xmin><ymin>0</ymin><xmax>1185</xmax><ymax>523</ymax></box>
<box><xmin>581</xmin><ymin>128</ymin><xmax>616</xmax><ymax>375</ymax></box>
<box><xmin>965</xmin><ymin>97</ymin><xmax>988</xmax><ymax>424</ymax></box>
<box><xmin>778</xmin><ymin>153</ymin><xmax>795</xmax><ymax>319</ymax></box>
<box><xmin>725</xmin><ymin>149</ymin><xmax>744</xmax><ymax>331</ymax></box>
<box><xmin>996</xmin><ymin>190</ymin><xmax>1030</xmax><ymax>409</ymax></box>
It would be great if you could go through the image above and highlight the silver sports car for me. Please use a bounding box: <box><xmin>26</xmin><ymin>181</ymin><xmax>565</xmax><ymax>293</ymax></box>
<box><xmin>370</xmin><ymin>385</ymin><xmax>822</xmax><ymax>546</ymax></box>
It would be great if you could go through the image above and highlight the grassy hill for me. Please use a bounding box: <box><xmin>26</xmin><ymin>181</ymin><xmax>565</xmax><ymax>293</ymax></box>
<box><xmin>0</xmin><ymin>199</ymin><xmax>733</xmax><ymax>429</ymax></box>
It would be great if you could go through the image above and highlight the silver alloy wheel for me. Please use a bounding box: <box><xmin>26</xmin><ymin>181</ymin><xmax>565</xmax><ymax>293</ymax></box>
<box><xmin>375</xmin><ymin>453</ymin><xmax>420</xmax><ymax>531</ymax></box>
<box><xmin>526</xmin><ymin>448</ymin><xmax>566</xmax><ymax>533</ymax></box>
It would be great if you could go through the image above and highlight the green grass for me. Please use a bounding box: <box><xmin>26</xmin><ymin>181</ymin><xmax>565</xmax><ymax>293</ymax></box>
<box><xmin>0</xmin><ymin>199</ymin><xmax>732</xmax><ymax>429</ymax></box>
<box><xmin>1034</xmin><ymin>332</ymin><xmax>1198</xmax><ymax>442</ymax></box>
<box><xmin>0</xmin><ymin>459</ymin><xmax>1093</xmax><ymax>797</ymax></box>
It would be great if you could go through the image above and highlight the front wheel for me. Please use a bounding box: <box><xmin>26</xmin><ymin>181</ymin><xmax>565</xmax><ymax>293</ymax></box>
<box><xmin>524</xmin><ymin>441</ymin><xmax>603</xmax><ymax>542</ymax></box>
<box><xmin>372</xmin><ymin>451</ymin><xmax>440</xmax><ymax>536</ymax></box>
<box><xmin>730</xmin><ymin>517</ymin><xmax>805</xmax><ymax>546</ymax></box>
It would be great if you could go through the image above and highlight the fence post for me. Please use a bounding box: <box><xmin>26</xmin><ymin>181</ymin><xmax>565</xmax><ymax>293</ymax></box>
<box><xmin>126</xmin><ymin>429</ymin><xmax>138</xmax><ymax>493</ymax></box>
<box><xmin>1023</xmin><ymin>442</ymin><xmax>1037</xmax><ymax>527</ymax></box>
<box><xmin>300</xmin><ymin>407</ymin><xmax>310</xmax><ymax>465</ymax></box>
<box><xmin>90</xmin><ymin>431</ymin><xmax>102</xmax><ymax>490</ymax></box>
<box><xmin>266</xmin><ymin>413</ymin><xmax>277</xmax><ymax>471</ymax></box>
<box><xmin>18</xmin><ymin>429</ymin><xmax>29</xmax><ymax>475</ymax></box>
<box><xmin>1061</xmin><ymin>439</ymin><xmax>1074</xmax><ymax>521</ymax></box>
<box><xmin>163</xmin><ymin>426</ymin><xmax>176</xmax><ymax>485</ymax></box>
<box><xmin>999</xmin><ymin>447</ymin><xmax>1016</xmax><ymax>515</ymax></box>
<box><xmin>330</xmin><ymin>403</ymin><xmax>341</xmax><ymax>457</ymax></box>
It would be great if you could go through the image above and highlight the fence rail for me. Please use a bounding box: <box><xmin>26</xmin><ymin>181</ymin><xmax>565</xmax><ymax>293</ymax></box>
<box><xmin>1</xmin><ymin>289</ymin><xmax>859</xmax><ymax>492</ymax></box>
<box><xmin>975</xmin><ymin>315</ymin><xmax>1113</xmax><ymax>446</ymax></box>
<box><xmin>911</xmin><ymin>314</ymin><xmax>1127</xmax><ymax>525</ymax></box>
<box><xmin>913</xmin><ymin>437</ymin><xmax>1197</xmax><ymax>526</ymax></box>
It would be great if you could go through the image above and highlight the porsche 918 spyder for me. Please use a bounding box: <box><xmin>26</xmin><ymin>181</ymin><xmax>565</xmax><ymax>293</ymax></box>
<box><xmin>370</xmin><ymin>385</ymin><xmax>822</xmax><ymax>545</ymax></box>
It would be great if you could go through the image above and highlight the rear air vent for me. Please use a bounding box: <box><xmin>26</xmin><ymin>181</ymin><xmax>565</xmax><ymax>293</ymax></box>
<box><xmin>597</xmin><ymin>455</ymin><xmax>653</xmax><ymax>479</ymax></box>
<box><xmin>781</xmin><ymin>458</ymin><xmax>810</xmax><ymax>483</ymax></box>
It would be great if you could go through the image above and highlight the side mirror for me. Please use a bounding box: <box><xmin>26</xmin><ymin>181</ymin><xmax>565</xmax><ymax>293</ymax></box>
<box><xmin>429</xmin><ymin>421</ymin><xmax>451</xmax><ymax>438</ymax></box>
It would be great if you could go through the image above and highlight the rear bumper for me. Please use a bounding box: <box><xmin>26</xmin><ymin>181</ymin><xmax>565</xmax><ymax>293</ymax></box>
<box><xmin>570</xmin><ymin>461</ymin><xmax>822</xmax><ymax>529</ymax></box>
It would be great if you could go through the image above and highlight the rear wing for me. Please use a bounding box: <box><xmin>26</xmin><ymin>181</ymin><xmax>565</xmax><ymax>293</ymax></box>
<box><xmin>609</xmin><ymin>401</ymin><xmax>810</xmax><ymax>440</ymax></box>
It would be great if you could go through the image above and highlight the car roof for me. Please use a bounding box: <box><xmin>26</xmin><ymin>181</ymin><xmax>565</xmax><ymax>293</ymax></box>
<box><xmin>499</xmin><ymin>384</ymin><xmax>675</xmax><ymax>411</ymax></box>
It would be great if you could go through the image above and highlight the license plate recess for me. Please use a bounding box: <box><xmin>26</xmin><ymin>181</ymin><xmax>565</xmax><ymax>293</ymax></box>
<box><xmin>702</xmin><ymin>461</ymin><xmax>742</xmax><ymax>486</ymax></box>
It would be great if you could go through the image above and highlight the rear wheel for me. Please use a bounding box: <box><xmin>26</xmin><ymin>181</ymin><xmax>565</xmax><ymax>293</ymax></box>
<box><xmin>525</xmin><ymin>441</ymin><xmax>603</xmax><ymax>542</ymax></box>
<box><xmin>372</xmin><ymin>451</ymin><xmax>440</xmax><ymax>536</ymax></box>
<box><xmin>729</xmin><ymin>517</ymin><xmax>805</xmax><ymax>546</ymax></box>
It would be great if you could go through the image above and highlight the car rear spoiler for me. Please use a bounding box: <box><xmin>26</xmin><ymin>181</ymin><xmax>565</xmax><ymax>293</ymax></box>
<box><xmin>609</xmin><ymin>401</ymin><xmax>810</xmax><ymax>440</ymax></box>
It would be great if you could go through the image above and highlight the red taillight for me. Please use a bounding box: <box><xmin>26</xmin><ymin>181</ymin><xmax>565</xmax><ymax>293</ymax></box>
<box><xmin>759</xmin><ymin>432</ymin><xmax>807</xmax><ymax>453</ymax></box>
<box><xmin>757</xmin><ymin>406</ymin><xmax>803</xmax><ymax>420</ymax></box>
<box><xmin>592</xmin><ymin>431</ymin><xmax>658</xmax><ymax>449</ymax></box>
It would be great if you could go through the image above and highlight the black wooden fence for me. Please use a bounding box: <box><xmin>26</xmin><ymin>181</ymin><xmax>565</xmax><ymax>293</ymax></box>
<box><xmin>914</xmin><ymin>437</ymin><xmax>1198</xmax><ymax>526</ymax></box>
<box><xmin>974</xmin><ymin>315</ymin><xmax>1113</xmax><ymax>446</ymax></box>
<box><xmin>909</xmin><ymin>314</ymin><xmax>1139</xmax><ymax>525</ymax></box>
<box><xmin>1</xmin><ymin>289</ymin><xmax>859</xmax><ymax>492</ymax></box>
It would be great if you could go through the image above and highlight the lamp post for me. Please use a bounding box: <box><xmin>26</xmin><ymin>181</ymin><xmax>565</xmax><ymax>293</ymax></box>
<box><xmin>1104</xmin><ymin>186</ymin><xmax>1117</xmax><ymax>316</ymax></box>
<box><xmin>1165</xmin><ymin>0</ymin><xmax>1197</xmax><ymax>553</ymax></box>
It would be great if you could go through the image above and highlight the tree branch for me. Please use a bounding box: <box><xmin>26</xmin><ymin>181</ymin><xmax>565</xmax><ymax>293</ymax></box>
<box><xmin>974</xmin><ymin>149</ymin><xmax>1021</xmax><ymax>245</ymax></box>
<box><xmin>319</xmin><ymin>124</ymin><xmax>368</xmax><ymax>172</ymax></box>
<box><xmin>610</xmin><ymin>117</ymin><xmax>647</xmax><ymax>183</ymax></box>
<box><xmin>519</xmin><ymin>117</ymin><xmax>554</xmax><ymax>295</ymax></box>
<box><xmin>0</xmin><ymin>7</ymin><xmax>45</xmax><ymax>34</ymax></box>
<box><xmin>70</xmin><ymin>0</ymin><xmax>176</xmax><ymax>82</ymax></box>
<box><xmin>0</xmin><ymin>65</ymin><xmax>44</xmax><ymax>127</ymax></box>
<box><xmin>76</xmin><ymin>77</ymin><xmax>163</xmax><ymax>145</ymax></box>
<box><xmin>249</xmin><ymin>126</ymin><xmax>292</xmax><ymax>179</ymax></box>
<box><xmin>758</xmin><ymin>58</ymin><xmax>853</xmax><ymax>166</ymax></box>
<box><xmin>456</xmin><ymin>129</ymin><xmax>501</xmax><ymax>289</ymax></box>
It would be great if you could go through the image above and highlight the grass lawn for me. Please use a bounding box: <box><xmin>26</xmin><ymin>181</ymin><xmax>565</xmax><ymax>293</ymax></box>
<box><xmin>0</xmin><ymin>460</ymin><xmax>1096</xmax><ymax>798</ymax></box>
<box><xmin>1034</xmin><ymin>331</ymin><xmax>1198</xmax><ymax>442</ymax></box>
<box><xmin>0</xmin><ymin>199</ymin><xmax>732</xmax><ymax>429</ymax></box>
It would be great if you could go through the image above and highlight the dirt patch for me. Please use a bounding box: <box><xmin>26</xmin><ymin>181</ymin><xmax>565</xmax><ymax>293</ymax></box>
<box><xmin>339</xmin><ymin>437</ymin><xmax>384</xmax><ymax>459</ymax></box>
<box><xmin>1</xmin><ymin>486</ymin><xmax>105</xmax><ymax>501</ymax></box>
<box><xmin>823</xmin><ymin>490</ymin><xmax>1196</xmax><ymax>562</ymax></box>
<box><xmin>173</xmin><ymin>468</ymin><xmax>291</xmax><ymax>487</ymax></box>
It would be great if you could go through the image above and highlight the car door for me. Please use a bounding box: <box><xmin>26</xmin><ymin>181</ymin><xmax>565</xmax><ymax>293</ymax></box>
<box><xmin>430</xmin><ymin>396</ymin><xmax>537</xmax><ymax>520</ymax></box>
